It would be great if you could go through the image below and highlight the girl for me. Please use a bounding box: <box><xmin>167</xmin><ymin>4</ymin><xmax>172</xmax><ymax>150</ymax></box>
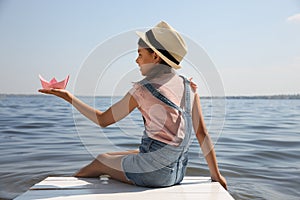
<box><xmin>39</xmin><ymin>21</ymin><xmax>227</xmax><ymax>189</ymax></box>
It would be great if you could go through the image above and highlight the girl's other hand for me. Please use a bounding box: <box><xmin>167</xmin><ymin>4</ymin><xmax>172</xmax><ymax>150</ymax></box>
<box><xmin>189</xmin><ymin>78</ymin><xmax>197</xmax><ymax>93</ymax></box>
<box><xmin>212</xmin><ymin>174</ymin><xmax>227</xmax><ymax>190</ymax></box>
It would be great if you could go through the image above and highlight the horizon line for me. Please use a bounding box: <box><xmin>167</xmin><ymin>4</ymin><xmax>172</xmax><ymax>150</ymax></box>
<box><xmin>1</xmin><ymin>93</ymin><xmax>300</xmax><ymax>98</ymax></box>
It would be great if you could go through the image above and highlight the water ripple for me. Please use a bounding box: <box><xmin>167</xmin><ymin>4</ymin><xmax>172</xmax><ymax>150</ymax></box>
<box><xmin>1</xmin><ymin>96</ymin><xmax>300</xmax><ymax>199</ymax></box>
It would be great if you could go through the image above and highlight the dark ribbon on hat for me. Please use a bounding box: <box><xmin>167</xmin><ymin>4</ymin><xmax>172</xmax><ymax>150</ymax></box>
<box><xmin>146</xmin><ymin>30</ymin><xmax>179</xmax><ymax>65</ymax></box>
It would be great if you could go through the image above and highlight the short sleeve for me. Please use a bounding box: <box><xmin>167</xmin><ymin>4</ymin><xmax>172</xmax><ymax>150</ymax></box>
<box><xmin>129</xmin><ymin>82</ymin><xmax>145</xmax><ymax>108</ymax></box>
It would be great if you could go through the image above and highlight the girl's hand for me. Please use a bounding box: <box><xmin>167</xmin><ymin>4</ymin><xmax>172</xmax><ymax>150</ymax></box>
<box><xmin>189</xmin><ymin>78</ymin><xmax>198</xmax><ymax>93</ymax></box>
<box><xmin>38</xmin><ymin>88</ymin><xmax>72</xmax><ymax>102</ymax></box>
<box><xmin>212</xmin><ymin>174</ymin><xmax>227</xmax><ymax>190</ymax></box>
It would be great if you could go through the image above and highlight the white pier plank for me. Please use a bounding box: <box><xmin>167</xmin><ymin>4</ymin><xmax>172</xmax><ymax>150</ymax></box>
<box><xmin>14</xmin><ymin>176</ymin><xmax>234</xmax><ymax>200</ymax></box>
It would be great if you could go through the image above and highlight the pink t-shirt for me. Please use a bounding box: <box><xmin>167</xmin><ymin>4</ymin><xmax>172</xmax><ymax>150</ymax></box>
<box><xmin>129</xmin><ymin>71</ymin><xmax>186</xmax><ymax>146</ymax></box>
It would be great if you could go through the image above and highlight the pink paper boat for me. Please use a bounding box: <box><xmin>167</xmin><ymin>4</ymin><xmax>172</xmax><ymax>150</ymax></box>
<box><xmin>39</xmin><ymin>74</ymin><xmax>69</xmax><ymax>89</ymax></box>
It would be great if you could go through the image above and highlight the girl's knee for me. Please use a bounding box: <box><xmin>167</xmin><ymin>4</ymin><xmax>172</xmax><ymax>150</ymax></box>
<box><xmin>96</xmin><ymin>153</ymin><xmax>110</xmax><ymax>161</ymax></box>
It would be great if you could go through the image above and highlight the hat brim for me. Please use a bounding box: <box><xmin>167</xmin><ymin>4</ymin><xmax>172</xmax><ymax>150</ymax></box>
<box><xmin>136</xmin><ymin>31</ymin><xmax>181</xmax><ymax>69</ymax></box>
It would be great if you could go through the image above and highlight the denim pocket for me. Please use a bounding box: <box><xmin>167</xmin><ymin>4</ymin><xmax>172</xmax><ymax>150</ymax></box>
<box><xmin>139</xmin><ymin>163</ymin><xmax>177</xmax><ymax>187</ymax></box>
<box><xmin>159</xmin><ymin>160</ymin><xmax>176</xmax><ymax>175</ymax></box>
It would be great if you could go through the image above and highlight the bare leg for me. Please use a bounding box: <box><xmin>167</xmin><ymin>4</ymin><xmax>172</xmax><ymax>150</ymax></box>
<box><xmin>106</xmin><ymin>149</ymin><xmax>139</xmax><ymax>156</ymax></box>
<box><xmin>74</xmin><ymin>150</ymin><xmax>139</xmax><ymax>184</ymax></box>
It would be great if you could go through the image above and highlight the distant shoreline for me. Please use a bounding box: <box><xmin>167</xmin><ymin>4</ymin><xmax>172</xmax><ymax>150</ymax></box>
<box><xmin>1</xmin><ymin>93</ymin><xmax>300</xmax><ymax>99</ymax></box>
<box><xmin>223</xmin><ymin>94</ymin><xmax>300</xmax><ymax>99</ymax></box>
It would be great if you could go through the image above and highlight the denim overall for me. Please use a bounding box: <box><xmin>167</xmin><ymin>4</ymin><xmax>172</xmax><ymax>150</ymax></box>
<box><xmin>122</xmin><ymin>76</ymin><xmax>192</xmax><ymax>187</ymax></box>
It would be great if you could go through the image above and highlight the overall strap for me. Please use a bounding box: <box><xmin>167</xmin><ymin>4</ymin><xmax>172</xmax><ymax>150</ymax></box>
<box><xmin>178</xmin><ymin>75</ymin><xmax>192</xmax><ymax>149</ymax></box>
<box><xmin>140</xmin><ymin>79</ymin><xmax>184</xmax><ymax>113</ymax></box>
<box><xmin>179</xmin><ymin>75</ymin><xmax>191</xmax><ymax>115</ymax></box>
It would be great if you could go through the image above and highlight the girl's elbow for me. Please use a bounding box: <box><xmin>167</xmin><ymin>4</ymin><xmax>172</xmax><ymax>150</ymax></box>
<box><xmin>98</xmin><ymin>121</ymin><xmax>109</xmax><ymax>128</ymax></box>
<box><xmin>195</xmin><ymin>128</ymin><xmax>209</xmax><ymax>137</ymax></box>
<box><xmin>97</xmin><ymin>113</ymin><xmax>109</xmax><ymax>128</ymax></box>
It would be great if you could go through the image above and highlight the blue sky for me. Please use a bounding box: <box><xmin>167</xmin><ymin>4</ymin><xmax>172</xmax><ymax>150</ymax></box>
<box><xmin>0</xmin><ymin>0</ymin><xmax>299</xmax><ymax>96</ymax></box>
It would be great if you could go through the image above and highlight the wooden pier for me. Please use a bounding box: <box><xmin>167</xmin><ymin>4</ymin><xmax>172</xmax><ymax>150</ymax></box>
<box><xmin>15</xmin><ymin>176</ymin><xmax>234</xmax><ymax>199</ymax></box>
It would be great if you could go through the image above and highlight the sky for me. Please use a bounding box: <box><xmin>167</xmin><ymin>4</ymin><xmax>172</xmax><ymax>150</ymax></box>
<box><xmin>0</xmin><ymin>0</ymin><xmax>299</xmax><ymax>96</ymax></box>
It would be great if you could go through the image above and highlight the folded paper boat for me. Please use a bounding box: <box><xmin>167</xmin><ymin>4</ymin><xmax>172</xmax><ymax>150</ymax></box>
<box><xmin>39</xmin><ymin>75</ymin><xmax>69</xmax><ymax>89</ymax></box>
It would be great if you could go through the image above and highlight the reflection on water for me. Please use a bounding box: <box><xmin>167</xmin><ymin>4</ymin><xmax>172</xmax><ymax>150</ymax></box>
<box><xmin>0</xmin><ymin>95</ymin><xmax>300</xmax><ymax>200</ymax></box>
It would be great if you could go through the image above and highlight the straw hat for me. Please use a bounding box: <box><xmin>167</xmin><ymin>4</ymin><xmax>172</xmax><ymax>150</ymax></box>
<box><xmin>136</xmin><ymin>21</ymin><xmax>187</xmax><ymax>69</ymax></box>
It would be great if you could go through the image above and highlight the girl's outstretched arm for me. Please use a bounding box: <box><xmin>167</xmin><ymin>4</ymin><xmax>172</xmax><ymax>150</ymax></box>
<box><xmin>38</xmin><ymin>89</ymin><xmax>138</xmax><ymax>127</ymax></box>
<box><xmin>191</xmin><ymin>92</ymin><xmax>227</xmax><ymax>190</ymax></box>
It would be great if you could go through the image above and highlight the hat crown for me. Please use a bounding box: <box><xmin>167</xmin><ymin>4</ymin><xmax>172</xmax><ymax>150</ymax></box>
<box><xmin>151</xmin><ymin>21</ymin><xmax>187</xmax><ymax>63</ymax></box>
<box><xmin>136</xmin><ymin>21</ymin><xmax>187</xmax><ymax>69</ymax></box>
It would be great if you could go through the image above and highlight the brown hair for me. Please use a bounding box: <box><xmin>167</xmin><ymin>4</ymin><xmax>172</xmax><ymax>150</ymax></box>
<box><xmin>138</xmin><ymin>38</ymin><xmax>154</xmax><ymax>53</ymax></box>
<box><xmin>138</xmin><ymin>38</ymin><xmax>170</xmax><ymax>67</ymax></box>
